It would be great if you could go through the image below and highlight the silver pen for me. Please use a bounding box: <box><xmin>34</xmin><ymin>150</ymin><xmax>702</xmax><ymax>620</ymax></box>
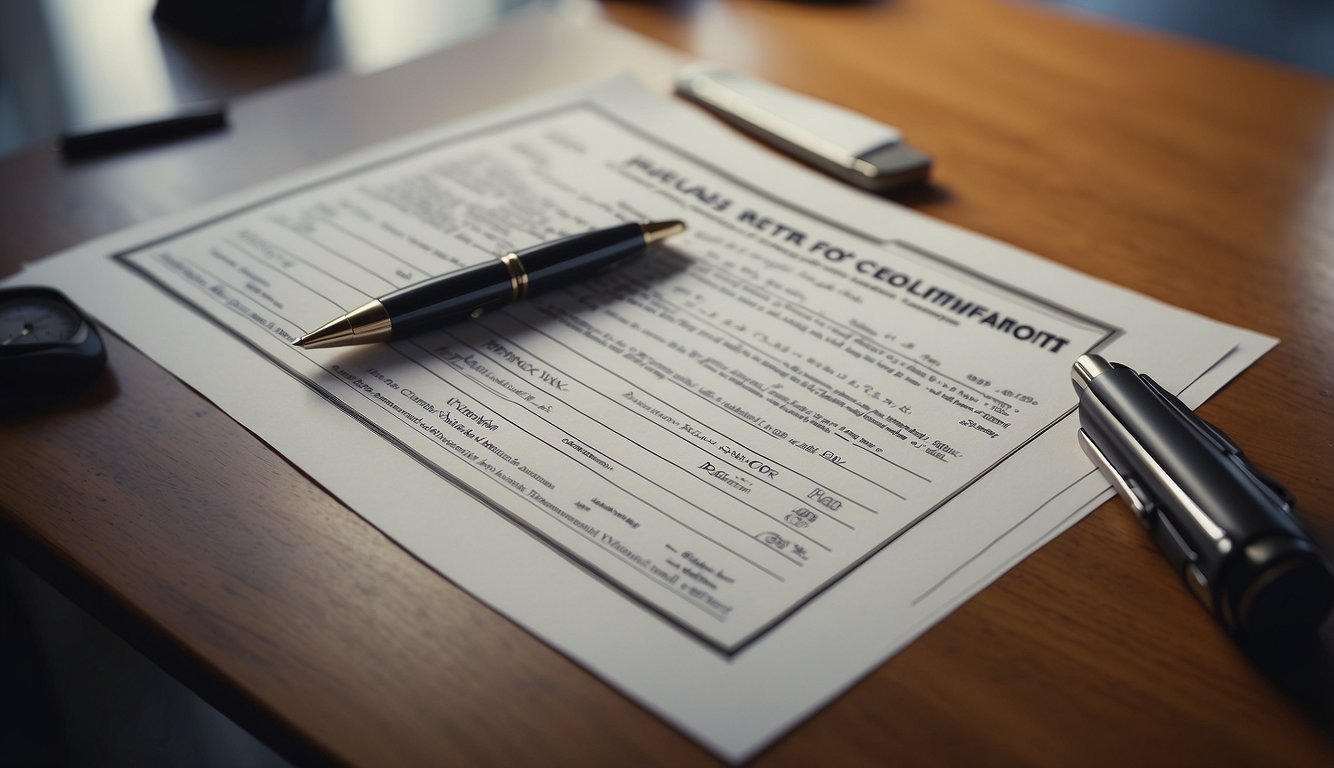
<box><xmin>1072</xmin><ymin>354</ymin><xmax>1332</xmax><ymax>642</ymax></box>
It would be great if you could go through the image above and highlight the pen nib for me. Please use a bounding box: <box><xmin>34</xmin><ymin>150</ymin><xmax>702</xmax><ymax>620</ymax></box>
<box><xmin>641</xmin><ymin>220</ymin><xmax>687</xmax><ymax>246</ymax></box>
<box><xmin>291</xmin><ymin>299</ymin><xmax>393</xmax><ymax>350</ymax></box>
<box><xmin>292</xmin><ymin>318</ymin><xmax>353</xmax><ymax>350</ymax></box>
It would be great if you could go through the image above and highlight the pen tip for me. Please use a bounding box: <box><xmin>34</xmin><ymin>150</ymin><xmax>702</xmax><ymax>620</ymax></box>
<box><xmin>641</xmin><ymin>219</ymin><xmax>687</xmax><ymax>246</ymax></box>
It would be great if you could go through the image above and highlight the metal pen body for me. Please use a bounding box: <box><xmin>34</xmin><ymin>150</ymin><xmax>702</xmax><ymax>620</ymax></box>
<box><xmin>1073</xmin><ymin>354</ymin><xmax>1331</xmax><ymax>638</ymax></box>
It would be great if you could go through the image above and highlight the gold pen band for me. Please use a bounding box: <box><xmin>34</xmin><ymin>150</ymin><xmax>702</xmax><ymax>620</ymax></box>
<box><xmin>500</xmin><ymin>252</ymin><xmax>529</xmax><ymax>301</ymax></box>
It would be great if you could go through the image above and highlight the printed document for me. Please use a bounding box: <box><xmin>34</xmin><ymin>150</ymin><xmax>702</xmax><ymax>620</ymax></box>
<box><xmin>15</xmin><ymin>77</ymin><xmax>1273</xmax><ymax>760</ymax></box>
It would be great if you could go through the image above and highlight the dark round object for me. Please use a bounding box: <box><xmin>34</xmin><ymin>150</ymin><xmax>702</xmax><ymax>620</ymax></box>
<box><xmin>0</xmin><ymin>286</ymin><xmax>107</xmax><ymax>412</ymax></box>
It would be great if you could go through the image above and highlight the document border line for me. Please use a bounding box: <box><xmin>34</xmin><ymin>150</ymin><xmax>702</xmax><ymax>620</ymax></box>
<box><xmin>108</xmin><ymin>99</ymin><xmax>1122</xmax><ymax>656</ymax></box>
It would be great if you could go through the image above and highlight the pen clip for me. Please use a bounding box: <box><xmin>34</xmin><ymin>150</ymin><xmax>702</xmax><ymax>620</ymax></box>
<box><xmin>1082</xmin><ymin>421</ymin><xmax>1215</xmax><ymax>612</ymax></box>
<box><xmin>1078</xmin><ymin>428</ymin><xmax>1154</xmax><ymax>523</ymax></box>
<box><xmin>1078</xmin><ymin>364</ymin><xmax>1231</xmax><ymax>544</ymax></box>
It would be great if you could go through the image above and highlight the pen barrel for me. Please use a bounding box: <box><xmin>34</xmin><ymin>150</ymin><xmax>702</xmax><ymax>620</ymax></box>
<box><xmin>1081</xmin><ymin>367</ymin><xmax>1332</xmax><ymax>638</ymax></box>
<box><xmin>379</xmin><ymin>259</ymin><xmax>514</xmax><ymax>337</ymax></box>
<box><xmin>515</xmin><ymin>222</ymin><xmax>647</xmax><ymax>296</ymax></box>
<box><xmin>375</xmin><ymin>223</ymin><xmax>648</xmax><ymax>339</ymax></box>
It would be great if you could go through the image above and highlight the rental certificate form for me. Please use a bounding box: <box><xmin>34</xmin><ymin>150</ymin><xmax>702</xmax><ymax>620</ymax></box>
<box><xmin>15</xmin><ymin>77</ymin><xmax>1273</xmax><ymax>760</ymax></box>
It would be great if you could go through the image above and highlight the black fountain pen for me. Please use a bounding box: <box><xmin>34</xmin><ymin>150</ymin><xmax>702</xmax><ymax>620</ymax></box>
<box><xmin>295</xmin><ymin>220</ymin><xmax>685</xmax><ymax>350</ymax></box>
<box><xmin>1072</xmin><ymin>353</ymin><xmax>1333</xmax><ymax>642</ymax></box>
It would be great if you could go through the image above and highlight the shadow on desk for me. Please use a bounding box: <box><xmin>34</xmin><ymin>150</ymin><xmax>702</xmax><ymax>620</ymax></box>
<box><xmin>0</xmin><ymin>554</ymin><xmax>291</xmax><ymax>768</ymax></box>
<box><xmin>1246</xmin><ymin>624</ymin><xmax>1334</xmax><ymax>743</ymax></box>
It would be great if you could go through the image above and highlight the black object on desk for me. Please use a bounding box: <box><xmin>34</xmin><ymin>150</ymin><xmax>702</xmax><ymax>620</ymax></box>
<box><xmin>1072</xmin><ymin>353</ymin><xmax>1333</xmax><ymax>643</ymax></box>
<box><xmin>59</xmin><ymin>102</ymin><xmax>227</xmax><ymax>159</ymax></box>
<box><xmin>0</xmin><ymin>286</ymin><xmax>106</xmax><ymax>414</ymax></box>
<box><xmin>295</xmin><ymin>220</ymin><xmax>686</xmax><ymax>350</ymax></box>
<box><xmin>154</xmin><ymin>0</ymin><xmax>330</xmax><ymax>45</ymax></box>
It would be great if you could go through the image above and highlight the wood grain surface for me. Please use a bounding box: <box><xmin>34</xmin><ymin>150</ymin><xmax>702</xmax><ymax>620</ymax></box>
<box><xmin>3</xmin><ymin>1</ymin><xmax>1334</xmax><ymax>765</ymax></box>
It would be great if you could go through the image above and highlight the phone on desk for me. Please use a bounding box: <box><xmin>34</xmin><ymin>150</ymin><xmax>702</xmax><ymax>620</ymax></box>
<box><xmin>674</xmin><ymin>65</ymin><xmax>932</xmax><ymax>193</ymax></box>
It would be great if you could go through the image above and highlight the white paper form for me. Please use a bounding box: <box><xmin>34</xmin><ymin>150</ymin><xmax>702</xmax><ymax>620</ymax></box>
<box><xmin>14</xmin><ymin>77</ymin><xmax>1275</xmax><ymax>760</ymax></box>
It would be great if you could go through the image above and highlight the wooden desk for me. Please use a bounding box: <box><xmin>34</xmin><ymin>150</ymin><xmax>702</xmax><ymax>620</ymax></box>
<box><xmin>4</xmin><ymin>1</ymin><xmax>1334</xmax><ymax>764</ymax></box>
